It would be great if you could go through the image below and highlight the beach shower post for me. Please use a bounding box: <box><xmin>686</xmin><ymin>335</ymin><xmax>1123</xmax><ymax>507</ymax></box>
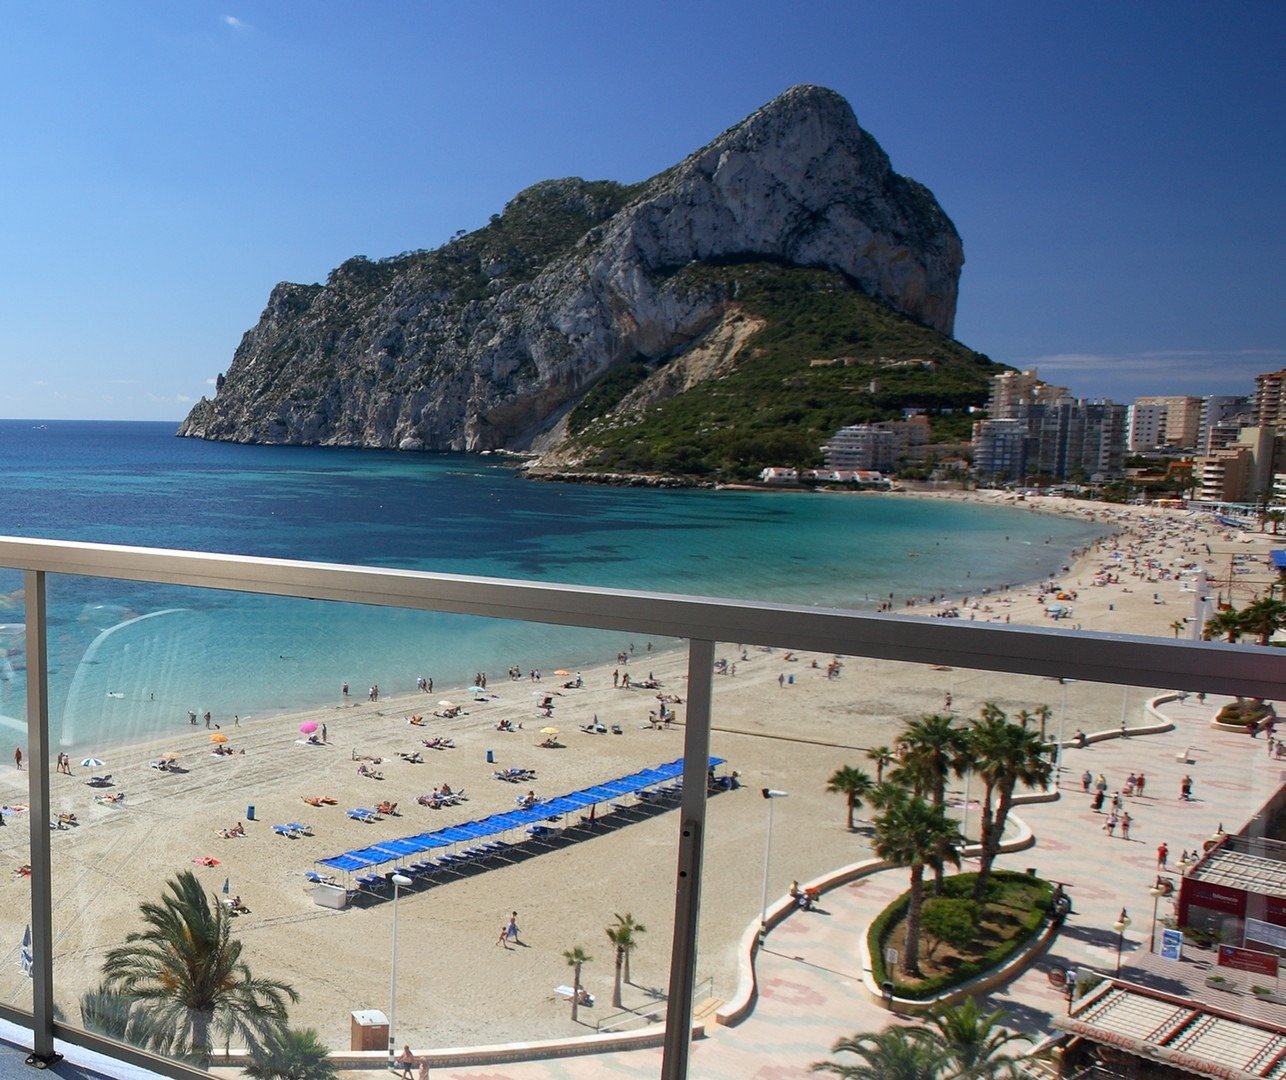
<box><xmin>759</xmin><ymin>789</ymin><xmax>788</xmax><ymax>945</ymax></box>
<box><xmin>387</xmin><ymin>873</ymin><xmax>413</xmax><ymax>1068</ymax></box>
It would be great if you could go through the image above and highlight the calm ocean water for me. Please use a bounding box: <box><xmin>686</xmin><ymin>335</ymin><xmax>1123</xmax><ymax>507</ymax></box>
<box><xmin>0</xmin><ymin>420</ymin><xmax>1104</xmax><ymax>747</ymax></box>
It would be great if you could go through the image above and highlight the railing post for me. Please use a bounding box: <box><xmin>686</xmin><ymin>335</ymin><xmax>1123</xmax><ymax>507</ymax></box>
<box><xmin>660</xmin><ymin>637</ymin><xmax>714</xmax><ymax>1080</ymax></box>
<box><xmin>24</xmin><ymin>570</ymin><xmax>60</xmax><ymax>1067</ymax></box>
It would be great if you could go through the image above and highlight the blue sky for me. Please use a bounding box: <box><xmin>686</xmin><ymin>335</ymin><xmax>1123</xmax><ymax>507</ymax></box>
<box><xmin>2</xmin><ymin>1</ymin><xmax>1282</xmax><ymax>421</ymax></box>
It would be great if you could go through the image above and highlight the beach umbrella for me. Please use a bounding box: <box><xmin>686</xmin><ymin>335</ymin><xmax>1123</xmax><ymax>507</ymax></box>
<box><xmin>467</xmin><ymin>685</ymin><xmax>487</xmax><ymax>695</ymax></box>
<box><xmin>209</xmin><ymin>733</ymin><xmax>229</xmax><ymax>744</ymax></box>
<box><xmin>540</xmin><ymin>726</ymin><xmax>560</xmax><ymax>735</ymax></box>
<box><xmin>222</xmin><ymin>876</ymin><xmax>230</xmax><ymax>895</ymax></box>
<box><xmin>80</xmin><ymin>757</ymin><xmax>104</xmax><ymax>768</ymax></box>
<box><xmin>553</xmin><ymin>669</ymin><xmax>571</xmax><ymax>676</ymax></box>
<box><xmin>299</xmin><ymin>720</ymin><xmax>318</xmax><ymax>734</ymax></box>
<box><xmin>19</xmin><ymin>926</ymin><xmax>31</xmax><ymax>978</ymax></box>
<box><xmin>437</xmin><ymin>700</ymin><xmax>457</xmax><ymax>709</ymax></box>
<box><xmin>159</xmin><ymin>752</ymin><xmax>180</xmax><ymax>762</ymax></box>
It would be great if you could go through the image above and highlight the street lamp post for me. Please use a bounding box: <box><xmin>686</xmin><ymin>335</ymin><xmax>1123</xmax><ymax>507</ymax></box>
<box><xmin>387</xmin><ymin>872</ymin><xmax>413</xmax><ymax>1069</ymax></box>
<box><xmin>759</xmin><ymin>789</ymin><xmax>788</xmax><ymax>945</ymax></box>
<box><xmin>1113</xmin><ymin>907</ymin><xmax>1132</xmax><ymax>976</ymax></box>
<box><xmin>1149</xmin><ymin>882</ymin><xmax>1168</xmax><ymax>953</ymax></box>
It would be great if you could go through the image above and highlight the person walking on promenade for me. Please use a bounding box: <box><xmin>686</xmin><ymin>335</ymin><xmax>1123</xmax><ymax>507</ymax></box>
<box><xmin>1136</xmin><ymin>772</ymin><xmax>1146</xmax><ymax>797</ymax></box>
<box><xmin>1104</xmin><ymin>812</ymin><xmax>1118</xmax><ymax>838</ymax></box>
<box><xmin>396</xmin><ymin>1044</ymin><xmax>415</xmax><ymax>1080</ymax></box>
<box><xmin>1157</xmin><ymin>841</ymin><xmax>1168</xmax><ymax>868</ymax></box>
<box><xmin>1081</xmin><ymin>769</ymin><xmax>1092</xmax><ymax>792</ymax></box>
<box><xmin>1092</xmin><ymin>790</ymin><xmax>1106</xmax><ymax>813</ymax></box>
<box><xmin>1180</xmin><ymin>775</ymin><xmax>1193</xmax><ymax>800</ymax></box>
<box><xmin>1120</xmin><ymin>811</ymin><xmax>1132</xmax><ymax>840</ymax></box>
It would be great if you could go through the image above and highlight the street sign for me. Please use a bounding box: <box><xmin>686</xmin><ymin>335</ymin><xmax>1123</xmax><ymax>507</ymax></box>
<box><xmin>1160</xmin><ymin>929</ymin><xmax>1183</xmax><ymax>961</ymax></box>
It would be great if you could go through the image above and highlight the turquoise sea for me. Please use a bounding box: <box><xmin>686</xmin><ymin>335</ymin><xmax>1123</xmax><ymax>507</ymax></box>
<box><xmin>0</xmin><ymin>421</ymin><xmax>1105</xmax><ymax>748</ymax></box>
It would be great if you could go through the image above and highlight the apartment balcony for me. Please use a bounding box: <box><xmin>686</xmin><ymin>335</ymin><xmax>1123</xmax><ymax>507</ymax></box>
<box><xmin>0</xmin><ymin>537</ymin><xmax>1281</xmax><ymax>1080</ymax></box>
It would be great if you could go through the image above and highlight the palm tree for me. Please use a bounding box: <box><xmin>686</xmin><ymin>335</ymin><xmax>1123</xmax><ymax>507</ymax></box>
<box><xmin>1261</xmin><ymin>508</ymin><xmax>1285</xmax><ymax>535</ymax></box>
<box><xmin>1169</xmin><ymin>618</ymin><xmax>1187</xmax><ymax>638</ymax></box>
<box><xmin>100</xmin><ymin>870</ymin><xmax>297</xmax><ymax>1066</ymax></box>
<box><xmin>243</xmin><ymin>1027</ymin><xmax>338</xmax><ymax>1080</ymax></box>
<box><xmin>1237</xmin><ymin>597</ymin><xmax>1286</xmax><ymax>645</ymax></box>
<box><xmin>892</xmin><ymin>713</ymin><xmax>967</xmax><ymax>892</ymax></box>
<box><xmin>1032</xmin><ymin>703</ymin><xmax>1053</xmax><ymax>744</ymax></box>
<box><xmin>866</xmin><ymin>745</ymin><xmax>895</xmax><ymax>783</ymax></box>
<box><xmin>562</xmin><ymin>946</ymin><xmax>591</xmax><ymax>1024</ymax></box>
<box><xmin>930</xmin><ymin>996</ymin><xmax>1024</xmax><ymax>1079</ymax></box>
<box><xmin>605</xmin><ymin>912</ymin><xmax>645</xmax><ymax>1007</ymax></box>
<box><xmin>812</xmin><ymin>1026</ymin><xmax>944</xmax><ymax>1079</ymax></box>
<box><xmin>872</xmin><ymin>793</ymin><xmax>963</xmax><ymax>976</ymax></box>
<box><xmin>968</xmin><ymin>705</ymin><xmax>1052</xmax><ymax>901</ymax></box>
<box><xmin>893</xmin><ymin>714</ymin><xmax>965</xmax><ymax>809</ymax></box>
<box><xmin>825</xmin><ymin>765</ymin><xmax>874</xmax><ymax>830</ymax></box>
<box><xmin>1204</xmin><ymin>608</ymin><xmax>1244</xmax><ymax>642</ymax></box>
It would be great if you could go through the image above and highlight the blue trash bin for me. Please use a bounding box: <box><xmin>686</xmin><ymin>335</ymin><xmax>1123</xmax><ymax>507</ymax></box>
<box><xmin>246</xmin><ymin>805</ymin><xmax>255</xmax><ymax>821</ymax></box>
<box><xmin>486</xmin><ymin>749</ymin><xmax>494</xmax><ymax>763</ymax></box>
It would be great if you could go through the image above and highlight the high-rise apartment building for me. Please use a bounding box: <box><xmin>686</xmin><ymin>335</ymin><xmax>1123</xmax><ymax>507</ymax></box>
<box><xmin>1127</xmin><ymin>396</ymin><xmax>1202</xmax><ymax>452</ymax></box>
<box><xmin>1254</xmin><ymin>369</ymin><xmax>1286</xmax><ymax>428</ymax></box>
<box><xmin>974</xmin><ymin>369</ymin><xmax>1126</xmax><ymax>482</ymax></box>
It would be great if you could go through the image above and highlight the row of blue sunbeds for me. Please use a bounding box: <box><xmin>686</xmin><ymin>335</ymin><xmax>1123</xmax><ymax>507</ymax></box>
<box><xmin>308</xmin><ymin>756</ymin><xmax>724</xmax><ymax>893</ymax></box>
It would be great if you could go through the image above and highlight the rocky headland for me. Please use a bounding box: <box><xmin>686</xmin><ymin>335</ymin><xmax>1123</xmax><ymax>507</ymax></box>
<box><xmin>179</xmin><ymin>85</ymin><xmax>995</xmax><ymax>478</ymax></box>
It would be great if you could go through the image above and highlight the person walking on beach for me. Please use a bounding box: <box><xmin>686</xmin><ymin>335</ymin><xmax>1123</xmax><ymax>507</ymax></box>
<box><xmin>495</xmin><ymin>922</ymin><xmax>509</xmax><ymax>949</ymax></box>
<box><xmin>14</xmin><ymin>747</ymin><xmax>21</xmax><ymax>770</ymax></box>
<box><xmin>341</xmin><ymin>682</ymin><xmax>349</xmax><ymax>700</ymax></box>
<box><xmin>321</xmin><ymin>723</ymin><xmax>327</xmax><ymax>744</ymax></box>
<box><xmin>506</xmin><ymin>911</ymin><xmax>520</xmax><ymax>944</ymax></box>
<box><xmin>1157</xmin><ymin>841</ymin><xmax>1168</xmax><ymax>868</ymax></box>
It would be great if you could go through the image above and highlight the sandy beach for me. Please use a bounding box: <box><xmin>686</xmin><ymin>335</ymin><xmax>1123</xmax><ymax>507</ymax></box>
<box><xmin>0</xmin><ymin>495</ymin><xmax>1277</xmax><ymax>1057</ymax></box>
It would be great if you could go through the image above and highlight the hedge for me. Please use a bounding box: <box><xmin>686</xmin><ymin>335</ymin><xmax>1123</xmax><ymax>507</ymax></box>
<box><xmin>866</xmin><ymin>870</ymin><xmax>1053</xmax><ymax>999</ymax></box>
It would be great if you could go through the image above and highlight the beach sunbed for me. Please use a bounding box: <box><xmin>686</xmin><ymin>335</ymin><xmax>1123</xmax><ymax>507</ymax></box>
<box><xmin>272</xmin><ymin>824</ymin><xmax>295</xmax><ymax>838</ymax></box>
<box><xmin>86</xmin><ymin>774</ymin><xmax>112</xmax><ymax>787</ymax></box>
<box><xmin>286</xmin><ymin>822</ymin><xmax>313</xmax><ymax>835</ymax></box>
<box><xmin>346</xmin><ymin>808</ymin><xmax>380</xmax><ymax>822</ymax></box>
<box><xmin>304</xmin><ymin>870</ymin><xmax>335</xmax><ymax>885</ymax></box>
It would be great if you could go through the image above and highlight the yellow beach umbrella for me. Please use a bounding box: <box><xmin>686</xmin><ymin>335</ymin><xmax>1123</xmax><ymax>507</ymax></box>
<box><xmin>540</xmin><ymin>726</ymin><xmax>560</xmax><ymax>736</ymax></box>
<box><xmin>209</xmin><ymin>733</ymin><xmax>229</xmax><ymax>744</ymax></box>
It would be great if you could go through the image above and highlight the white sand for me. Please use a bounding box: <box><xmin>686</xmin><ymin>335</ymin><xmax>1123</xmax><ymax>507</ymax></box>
<box><xmin>0</xmin><ymin>497</ymin><xmax>1275</xmax><ymax>1054</ymax></box>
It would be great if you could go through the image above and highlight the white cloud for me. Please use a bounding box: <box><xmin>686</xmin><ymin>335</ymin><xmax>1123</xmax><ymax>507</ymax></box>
<box><xmin>175</xmin><ymin>394</ymin><xmax>192</xmax><ymax>403</ymax></box>
<box><xmin>1017</xmin><ymin>349</ymin><xmax>1286</xmax><ymax>402</ymax></box>
<box><xmin>205</xmin><ymin>377</ymin><xmax>218</xmax><ymax>386</ymax></box>
<box><xmin>223</xmin><ymin>15</ymin><xmax>246</xmax><ymax>30</ymax></box>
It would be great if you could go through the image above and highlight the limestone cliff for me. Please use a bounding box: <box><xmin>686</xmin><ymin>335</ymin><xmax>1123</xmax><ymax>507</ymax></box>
<box><xmin>178</xmin><ymin>85</ymin><xmax>968</xmax><ymax>459</ymax></box>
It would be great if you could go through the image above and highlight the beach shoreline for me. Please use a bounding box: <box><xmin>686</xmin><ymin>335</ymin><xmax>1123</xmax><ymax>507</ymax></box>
<box><xmin>0</xmin><ymin>495</ymin><xmax>1276</xmax><ymax>1057</ymax></box>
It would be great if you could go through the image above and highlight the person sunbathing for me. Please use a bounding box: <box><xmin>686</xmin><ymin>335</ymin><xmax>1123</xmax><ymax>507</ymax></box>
<box><xmin>408</xmin><ymin>715</ymin><xmax>425</xmax><ymax>726</ymax></box>
<box><xmin>375</xmin><ymin>800</ymin><xmax>399</xmax><ymax>815</ymax></box>
<box><xmin>58</xmin><ymin>812</ymin><xmax>77</xmax><ymax>826</ymax></box>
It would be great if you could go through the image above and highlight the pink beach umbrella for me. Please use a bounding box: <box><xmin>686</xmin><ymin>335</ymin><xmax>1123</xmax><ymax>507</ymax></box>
<box><xmin>299</xmin><ymin>721</ymin><xmax>319</xmax><ymax>735</ymax></box>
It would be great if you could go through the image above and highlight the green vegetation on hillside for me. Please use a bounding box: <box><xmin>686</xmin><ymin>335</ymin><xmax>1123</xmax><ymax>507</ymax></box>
<box><xmin>564</xmin><ymin>262</ymin><xmax>1002</xmax><ymax>480</ymax></box>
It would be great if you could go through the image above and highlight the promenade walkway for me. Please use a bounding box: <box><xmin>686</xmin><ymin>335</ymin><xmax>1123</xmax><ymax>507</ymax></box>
<box><xmin>430</xmin><ymin>695</ymin><xmax>1283</xmax><ymax>1079</ymax></box>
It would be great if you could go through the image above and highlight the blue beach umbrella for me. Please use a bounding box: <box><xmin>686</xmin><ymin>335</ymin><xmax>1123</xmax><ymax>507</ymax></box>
<box><xmin>80</xmin><ymin>757</ymin><xmax>104</xmax><ymax>768</ymax></box>
<box><xmin>19</xmin><ymin>925</ymin><xmax>32</xmax><ymax>978</ymax></box>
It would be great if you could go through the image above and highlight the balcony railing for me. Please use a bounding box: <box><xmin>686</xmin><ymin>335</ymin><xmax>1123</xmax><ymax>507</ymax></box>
<box><xmin>0</xmin><ymin>535</ymin><xmax>1282</xmax><ymax>1079</ymax></box>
